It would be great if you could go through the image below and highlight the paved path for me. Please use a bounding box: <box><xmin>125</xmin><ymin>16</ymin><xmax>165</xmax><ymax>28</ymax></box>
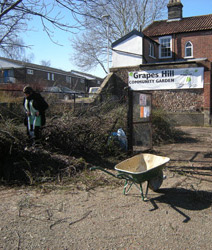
<box><xmin>155</xmin><ymin>126</ymin><xmax>212</xmax><ymax>182</ymax></box>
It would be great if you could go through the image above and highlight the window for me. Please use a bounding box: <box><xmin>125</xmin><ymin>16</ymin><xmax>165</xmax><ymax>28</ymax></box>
<box><xmin>185</xmin><ymin>41</ymin><xmax>193</xmax><ymax>58</ymax></box>
<box><xmin>27</xmin><ymin>69</ymin><xmax>34</xmax><ymax>75</ymax></box>
<box><xmin>8</xmin><ymin>69</ymin><xmax>14</xmax><ymax>77</ymax></box>
<box><xmin>66</xmin><ymin>76</ymin><xmax>71</xmax><ymax>83</ymax></box>
<box><xmin>80</xmin><ymin>78</ymin><xmax>85</xmax><ymax>83</ymax></box>
<box><xmin>47</xmin><ymin>73</ymin><xmax>55</xmax><ymax>81</ymax></box>
<box><xmin>149</xmin><ymin>42</ymin><xmax>155</xmax><ymax>58</ymax></box>
<box><xmin>159</xmin><ymin>36</ymin><xmax>172</xmax><ymax>58</ymax></box>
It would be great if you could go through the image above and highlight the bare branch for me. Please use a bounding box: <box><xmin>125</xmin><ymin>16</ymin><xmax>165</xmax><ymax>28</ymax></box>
<box><xmin>0</xmin><ymin>0</ymin><xmax>22</xmax><ymax>18</ymax></box>
<box><xmin>71</xmin><ymin>0</ymin><xmax>168</xmax><ymax>72</ymax></box>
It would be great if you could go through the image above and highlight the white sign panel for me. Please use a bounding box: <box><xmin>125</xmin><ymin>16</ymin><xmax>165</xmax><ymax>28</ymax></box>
<box><xmin>139</xmin><ymin>94</ymin><xmax>147</xmax><ymax>106</ymax></box>
<box><xmin>128</xmin><ymin>67</ymin><xmax>204</xmax><ymax>90</ymax></box>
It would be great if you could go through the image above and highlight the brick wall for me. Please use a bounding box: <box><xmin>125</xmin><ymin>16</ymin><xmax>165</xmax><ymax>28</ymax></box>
<box><xmin>110</xmin><ymin>61</ymin><xmax>212</xmax><ymax>125</ymax></box>
<box><xmin>151</xmin><ymin>30</ymin><xmax>212</xmax><ymax>62</ymax></box>
<box><xmin>143</xmin><ymin>38</ymin><xmax>159</xmax><ymax>63</ymax></box>
<box><xmin>176</xmin><ymin>31</ymin><xmax>212</xmax><ymax>60</ymax></box>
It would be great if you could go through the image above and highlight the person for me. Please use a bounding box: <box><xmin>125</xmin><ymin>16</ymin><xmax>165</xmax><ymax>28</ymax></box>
<box><xmin>23</xmin><ymin>85</ymin><xmax>48</xmax><ymax>144</ymax></box>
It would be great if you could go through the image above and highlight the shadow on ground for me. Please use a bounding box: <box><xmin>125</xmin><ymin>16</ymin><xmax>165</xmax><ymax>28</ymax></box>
<box><xmin>149</xmin><ymin>187</ymin><xmax>212</xmax><ymax>223</ymax></box>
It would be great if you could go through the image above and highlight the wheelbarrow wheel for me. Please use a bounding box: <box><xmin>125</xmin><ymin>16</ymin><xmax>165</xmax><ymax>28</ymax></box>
<box><xmin>149</xmin><ymin>170</ymin><xmax>163</xmax><ymax>192</ymax></box>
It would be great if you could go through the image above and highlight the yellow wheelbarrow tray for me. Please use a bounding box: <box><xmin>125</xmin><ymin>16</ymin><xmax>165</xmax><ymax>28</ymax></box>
<box><xmin>91</xmin><ymin>153</ymin><xmax>170</xmax><ymax>201</ymax></box>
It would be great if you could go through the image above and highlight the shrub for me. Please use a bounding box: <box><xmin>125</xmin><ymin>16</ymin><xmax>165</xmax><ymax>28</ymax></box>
<box><xmin>152</xmin><ymin>109</ymin><xmax>179</xmax><ymax>144</ymax></box>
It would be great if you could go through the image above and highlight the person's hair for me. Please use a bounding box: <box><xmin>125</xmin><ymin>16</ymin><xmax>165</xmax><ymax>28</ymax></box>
<box><xmin>23</xmin><ymin>86</ymin><xmax>33</xmax><ymax>94</ymax></box>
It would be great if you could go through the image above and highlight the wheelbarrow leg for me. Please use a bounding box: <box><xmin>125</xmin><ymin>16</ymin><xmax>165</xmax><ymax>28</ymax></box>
<box><xmin>139</xmin><ymin>183</ymin><xmax>144</xmax><ymax>200</ymax></box>
<box><xmin>123</xmin><ymin>180</ymin><xmax>149</xmax><ymax>201</ymax></box>
<box><xmin>123</xmin><ymin>180</ymin><xmax>133</xmax><ymax>195</ymax></box>
<box><xmin>145</xmin><ymin>181</ymin><xmax>150</xmax><ymax>201</ymax></box>
<box><xmin>139</xmin><ymin>182</ymin><xmax>149</xmax><ymax>201</ymax></box>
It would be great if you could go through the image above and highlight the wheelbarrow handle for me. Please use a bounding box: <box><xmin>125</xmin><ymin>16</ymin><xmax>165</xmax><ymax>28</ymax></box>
<box><xmin>117</xmin><ymin>173</ymin><xmax>135</xmax><ymax>182</ymax></box>
<box><xmin>90</xmin><ymin>166</ymin><xmax>118</xmax><ymax>178</ymax></box>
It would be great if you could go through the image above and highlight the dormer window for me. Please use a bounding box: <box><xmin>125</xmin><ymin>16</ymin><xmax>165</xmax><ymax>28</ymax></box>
<box><xmin>159</xmin><ymin>36</ymin><xmax>172</xmax><ymax>59</ymax></box>
<box><xmin>185</xmin><ymin>41</ymin><xmax>193</xmax><ymax>58</ymax></box>
<box><xmin>149</xmin><ymin>42</ymin><xmax>155</xmax><ymax>58</ymax></box>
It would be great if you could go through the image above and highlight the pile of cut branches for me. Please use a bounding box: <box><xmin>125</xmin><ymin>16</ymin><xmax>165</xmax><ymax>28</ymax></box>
<box><xmin>0</xmin><ymin>99</ymin><xmax>128</xmax><ymax>185</ymax></box>
<box><xmin>43</xmin><ymin>102</ymin><xmax>128</xmax><ymax>158</ymax></box>
<box><xmin>0</xmin><ymin>99</ymin><xmax>183</xmax><ymax>185</ymax></box>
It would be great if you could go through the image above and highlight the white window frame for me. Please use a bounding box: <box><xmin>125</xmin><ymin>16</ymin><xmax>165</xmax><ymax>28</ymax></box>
<box><xmin>27</xmin><ymin>69</ymin><xmax>34</xmax><ymax>75</ymax></box>
<box><xmin>51</xmin><ymin>73</ymin><xmax>54</xmax><ymax>81</ymax></box>
<box><xmin>184</xmin><ymin>41</ymin><xmax>193</xmax><ymax>58</ymax></box>
<box><xmin>47</xmin><ymin>72</ymin><xmax>50</xmax><ymax>80</ymax></box>
<box><xmin>159</xmin><ymin>36</ymin><xmax>172</xmax><ymax>59</ymax></box>
<box><xmin>149</xmin><ymin>42</ymin><xmax>155</xmax><ymax>58</ymax></box>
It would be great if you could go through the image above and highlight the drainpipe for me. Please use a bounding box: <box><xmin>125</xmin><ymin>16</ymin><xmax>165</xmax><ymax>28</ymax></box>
<box><xmin>142</xmin><ymin>34</ymin><xmax>144</xmax><ymax>64</ymax></box>
<box><xmin>173</xmin><ymin>33</ymin><xmax>176</xmax><ymax>61</ymax></box>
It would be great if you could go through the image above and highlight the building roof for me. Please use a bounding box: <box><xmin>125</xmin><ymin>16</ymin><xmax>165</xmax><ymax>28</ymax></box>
<box><xmin>0</xmin><ymin>57</ymin><xmax>73</xmax><ymax>75</ymax></box>
<box><xmin>143</xmin><ymin>14</ymin><xmax>212</xmax><ymax>37</ymax></box>
<box><xmin>71</xmin><ymin>70</ymin><xmax>103</xmax><ymax>81</ymax></box>
<box><xmin>112</xmin><ymin>29</ymin><xmax>158</xmax><ymax>48</ymax></box>
<box><xmin>0</xmin><ymin>57</ymin><xmax>103</xmax><ymax>80</ymax></box>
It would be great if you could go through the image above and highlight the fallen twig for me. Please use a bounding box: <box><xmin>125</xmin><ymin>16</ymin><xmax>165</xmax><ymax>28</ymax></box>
<box><xmin>49</xmin><ymin>210</ymin><xmax>92</xmax><ymax>229</ymax></box>
<box><xmin>69</xmin><ymin>210</ymin><xmax>92</xmax><ymax>226</ymax></box>
<box><xmin>16</xmin><ymin>231</ymin><xmax>21</xmax><ymax>250</ymax></box>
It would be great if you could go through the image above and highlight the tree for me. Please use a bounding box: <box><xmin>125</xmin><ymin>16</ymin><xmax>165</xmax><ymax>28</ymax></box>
<box><xmin>40</xmin><ymin>60</ymin><xmax>51</xmax><ymax>67</ymax></box>
<box><xmin>0</xmin><ymin>0</ymin><xmax>111</xmax><ymax>60</ymax></box>
<box><xmin>72</xmin><ymin>0</ymin><xmax>168</xmax><ymax>74</ymax></box>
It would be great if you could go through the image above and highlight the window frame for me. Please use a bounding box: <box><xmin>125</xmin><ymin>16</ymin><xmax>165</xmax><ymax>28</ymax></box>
<box><xmin>66</xmin><ymin>76</ymin><xmax>71</xmax><ymax>83</ymax></box>
<box><xmin>149</xmin><ymin>42</ymin><xmax>155</xmax><ymax>58</ymax></box>
<box><xmin>159</xmin><ymin>36</ymin><xmax>172</xmax><ymax>59</ymax></box>
<box><xmin>27</xmin><ymin>69</ymin><xmax>34</xmax><ymax>75</ymax></box>
<box><xmin>184</xmin><ymin>41</ymin><xmax>193</xmax><ymax>58</ymax></box>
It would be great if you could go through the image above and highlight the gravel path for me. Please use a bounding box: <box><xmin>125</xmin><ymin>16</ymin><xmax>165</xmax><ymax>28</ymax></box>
<box><xmin>0</xmin><ymin>127</ymin><xmax>212</xmax><ymax>250</ymax></box>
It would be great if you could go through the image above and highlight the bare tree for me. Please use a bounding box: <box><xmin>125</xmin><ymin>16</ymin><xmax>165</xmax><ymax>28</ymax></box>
<box><xmin>72</xmin><ymin>0</ymin><xmax>168</xmax><ymax>74</ymax></box>
<box><xmin>40</xmin><ymin>60</ymin><xmax>51</xmax><ymax>67</ymax></box>
<box><xmin>0</xmin><ymin>0</ymin><xmax>111</xmax><ymax>59</ymax></box>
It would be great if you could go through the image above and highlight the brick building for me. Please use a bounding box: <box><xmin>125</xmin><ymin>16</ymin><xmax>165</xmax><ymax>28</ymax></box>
<box><xmin>0</xmin><ymin>57</ymin><xmax>102</xmax><ymax>93</ymax></box>
<box><xmin>110</xmin><ymin>0</ymin><xmax>212</xmax><ymax>126</ymax></box>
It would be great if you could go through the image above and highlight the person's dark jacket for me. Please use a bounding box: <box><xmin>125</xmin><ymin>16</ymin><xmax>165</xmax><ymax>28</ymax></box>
<box><xmin>23</xmin><ymin>92</ymin><xmax>49</xmax><ymax>126</ymax></box>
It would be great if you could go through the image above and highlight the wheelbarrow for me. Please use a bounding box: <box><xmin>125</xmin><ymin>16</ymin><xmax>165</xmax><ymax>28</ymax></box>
<box><xmin>90</xmin><ymin>153</ymin><xmax>170</xmax><ymax>201</ymax></box>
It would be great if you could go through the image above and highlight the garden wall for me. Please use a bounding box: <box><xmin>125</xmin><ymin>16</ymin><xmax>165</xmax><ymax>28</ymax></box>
<box><xmin>110</xmin><ymin>61</ymin><xmax>210</xmax><ymax>126</ymax></box>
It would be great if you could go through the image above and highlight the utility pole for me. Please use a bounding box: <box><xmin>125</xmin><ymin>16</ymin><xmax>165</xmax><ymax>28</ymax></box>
<box><xmin>101</xmin><ymin>14</ymin><xmax>110</xmax><ymax>74</ymax></box>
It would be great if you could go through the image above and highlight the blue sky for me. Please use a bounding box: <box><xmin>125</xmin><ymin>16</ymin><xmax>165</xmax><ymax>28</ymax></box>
<box><xmin>22</xmin><ymin>0</ymin><xmax>212</xmax><ymax>79</ymax></box>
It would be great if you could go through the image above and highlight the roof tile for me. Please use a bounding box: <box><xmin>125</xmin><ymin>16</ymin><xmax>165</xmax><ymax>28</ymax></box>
<box><xmin>143</xmin><ymin>14</ymin><xmax>212</xmax><ymax>37</ymax></box>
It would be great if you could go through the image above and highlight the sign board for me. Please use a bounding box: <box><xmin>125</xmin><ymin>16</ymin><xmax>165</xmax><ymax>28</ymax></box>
<box><xmin>128</xmin><ymin>67</ymin><xmax>204</xmax><ymax>90</ymax></box>
<box><xmin>139</xmin><ymin>94</ymin><xmax>147</xmax><ymax>106</ymax></box>
<box><xmin>140</xmin><ymin>106</ymin><xmax>150</xmax><ymax>118</ymax></box>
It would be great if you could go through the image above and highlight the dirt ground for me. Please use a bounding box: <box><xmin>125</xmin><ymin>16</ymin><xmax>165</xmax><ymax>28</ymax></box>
<box><xmin>0</xmin><ymin>126</ymin><xmax>212</xmax><ymax>250</ymax></box>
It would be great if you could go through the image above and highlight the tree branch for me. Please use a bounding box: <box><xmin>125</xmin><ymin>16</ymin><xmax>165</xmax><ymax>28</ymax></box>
<box><xmin>0</xmin><ymin>0</ymin><xmax>23</xmax><ymax>18</ymax></box>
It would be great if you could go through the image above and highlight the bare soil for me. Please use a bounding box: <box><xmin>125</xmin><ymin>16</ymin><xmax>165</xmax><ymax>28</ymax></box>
<box><xmin>1</xmin><ymin>126</ymin><xmax>212</xmax><ymax>250</ymax></box>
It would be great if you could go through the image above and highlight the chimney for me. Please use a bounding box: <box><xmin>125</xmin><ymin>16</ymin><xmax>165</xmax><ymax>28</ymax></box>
<box><xmin>167</xmin><ymin>0</ymin><xmax>183</xmax><ymax>20</ymax></box>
